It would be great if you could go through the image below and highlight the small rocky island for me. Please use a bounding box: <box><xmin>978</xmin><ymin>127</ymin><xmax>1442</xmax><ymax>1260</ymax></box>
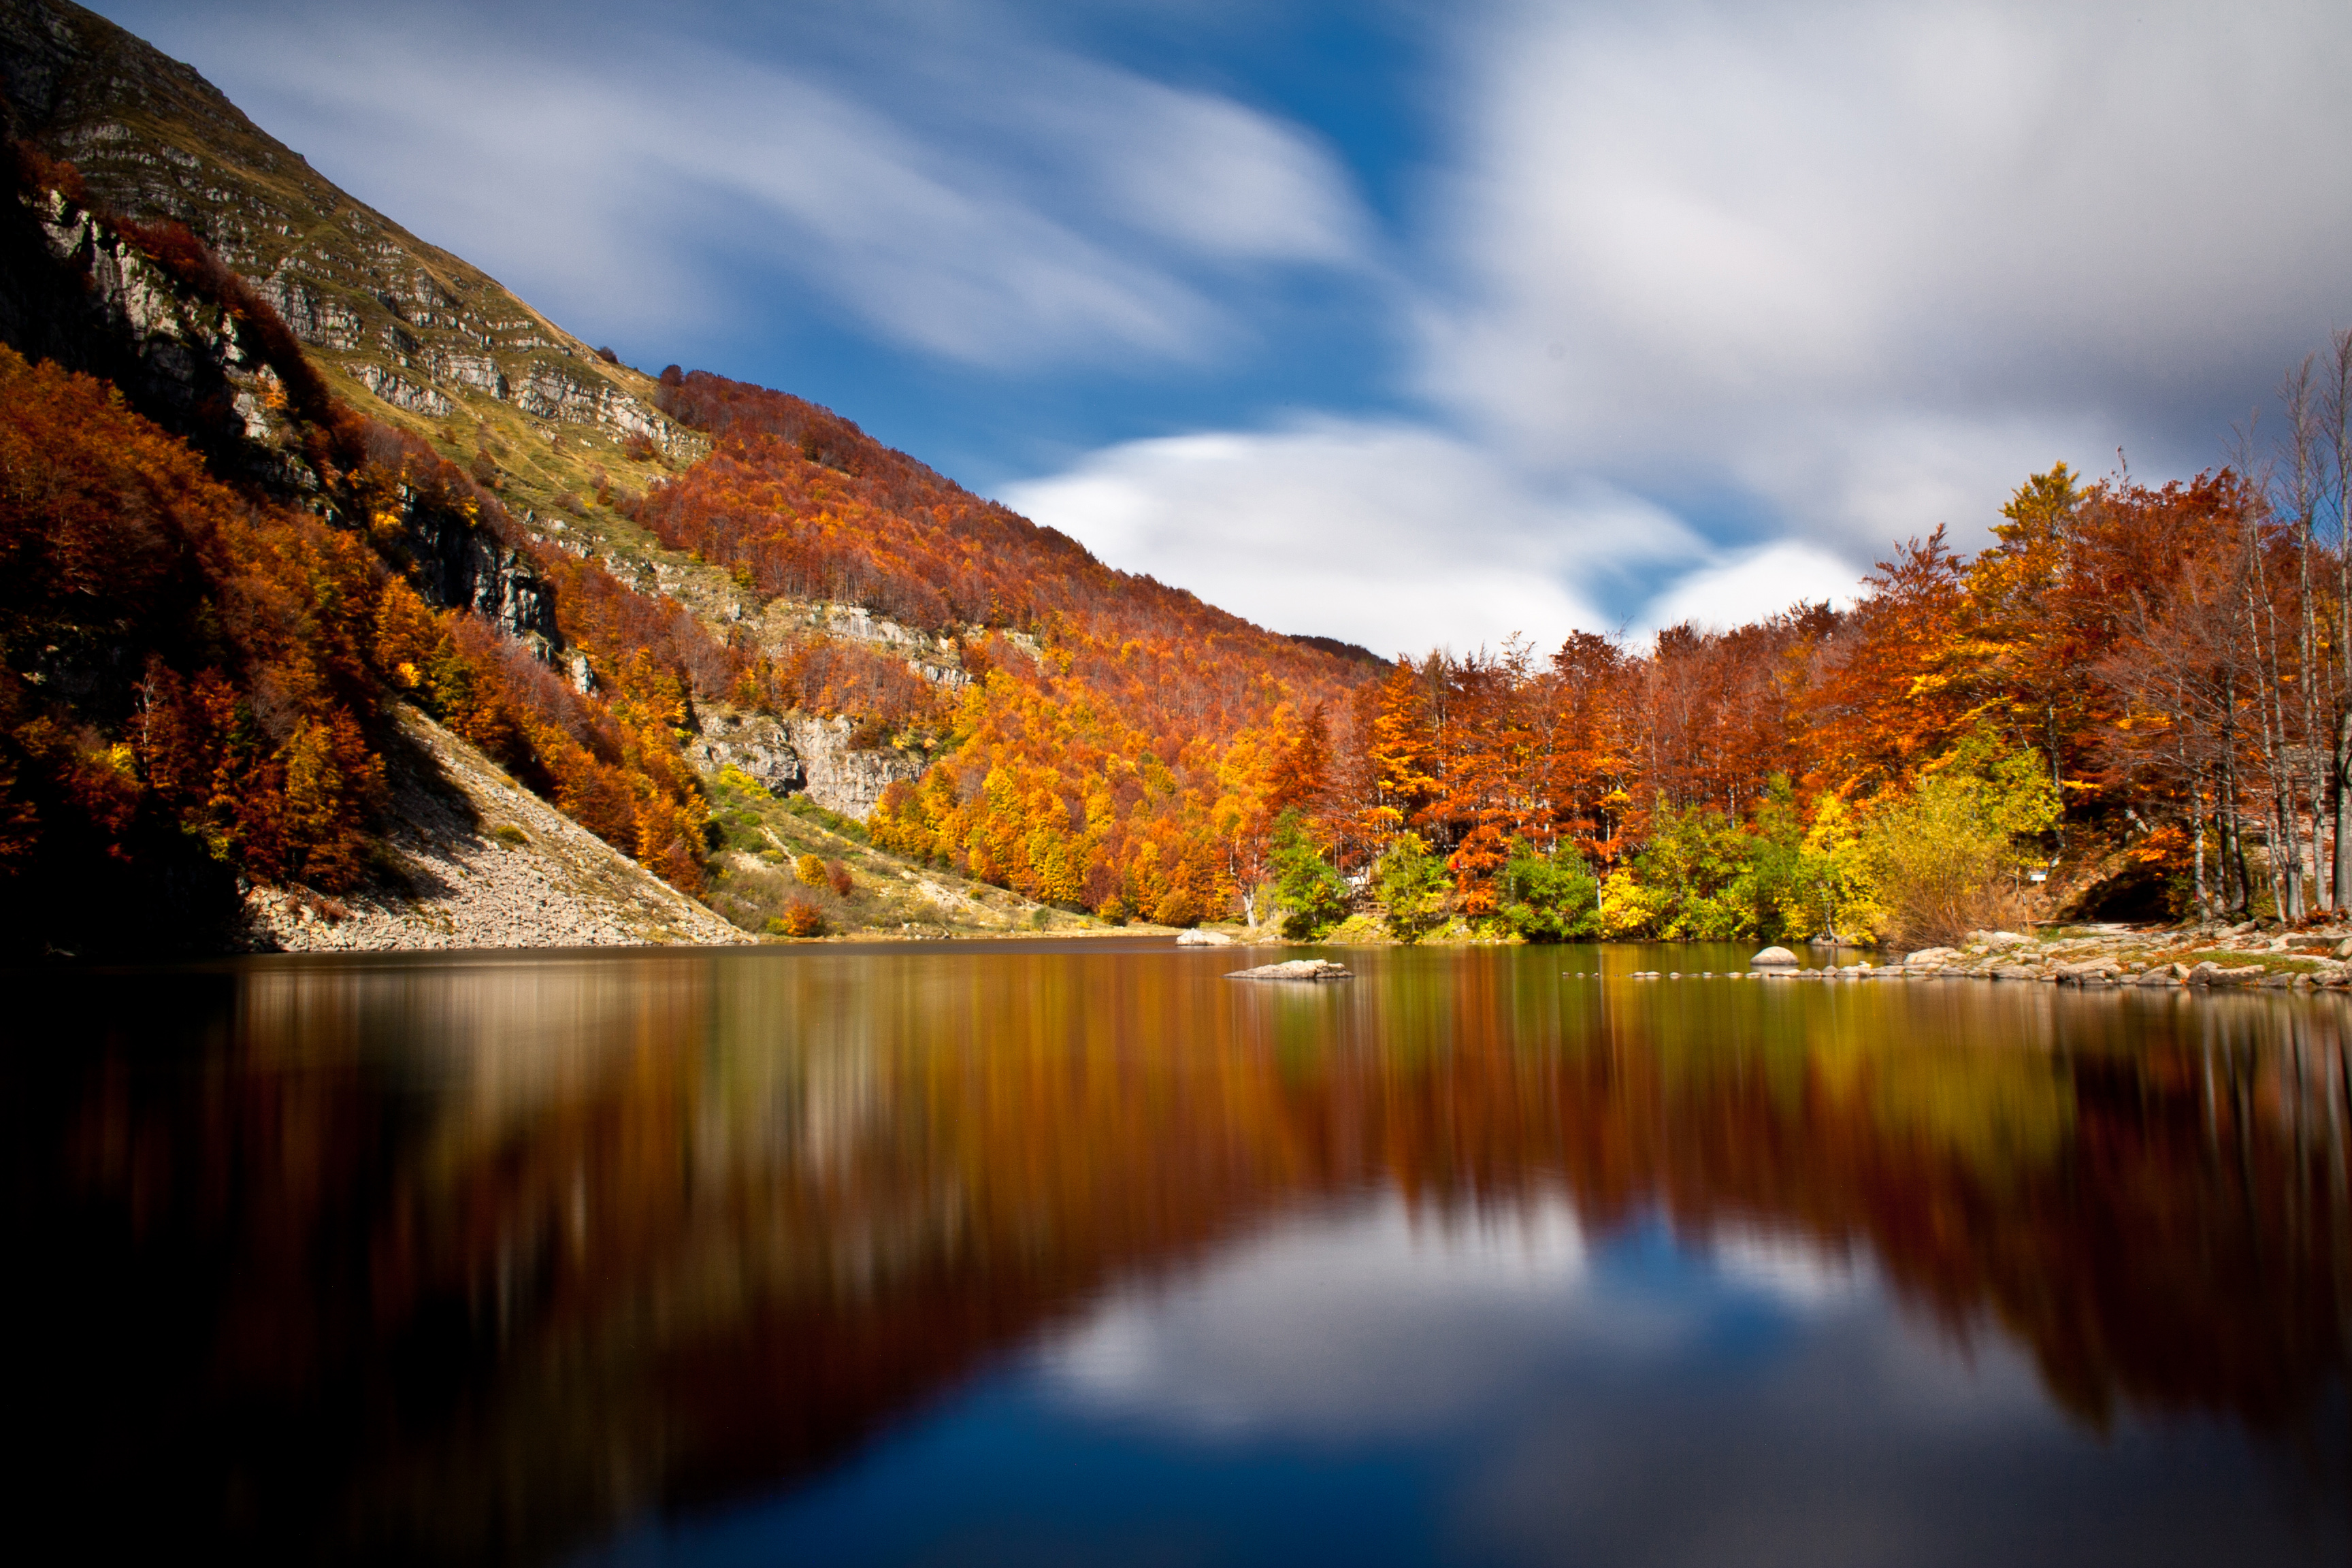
<box><xmin>1226</xmin><ymin>960</ymin><xmax>1354</xmax><ymax>981</ymax></box>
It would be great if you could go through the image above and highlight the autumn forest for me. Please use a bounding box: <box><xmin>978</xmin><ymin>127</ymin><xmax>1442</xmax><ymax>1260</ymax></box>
<box><xmin>5</xmin><ymin>118</ymin><xmax>2352</xmax><ymax>954</ymax></box>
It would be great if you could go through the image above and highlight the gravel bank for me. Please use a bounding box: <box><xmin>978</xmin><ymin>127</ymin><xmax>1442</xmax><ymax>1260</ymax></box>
<box><xmin>240</xmin><ymin>706</ymin><xmax>750</xmax><ymax>951</ymax></box>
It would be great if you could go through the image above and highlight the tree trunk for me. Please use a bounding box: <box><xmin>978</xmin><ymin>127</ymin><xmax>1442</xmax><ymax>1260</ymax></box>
<box><xmin>2249</xmin><ymin>570</ymin><xmax>2300</xmax><ymax>919</ymax></box>
<box><xmin>2335</xmin><ymin>710</ymin><xmax>2352</xmax><ymax>911</ymax></box>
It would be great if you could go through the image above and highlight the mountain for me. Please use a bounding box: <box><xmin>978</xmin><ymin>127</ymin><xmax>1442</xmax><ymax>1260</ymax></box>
<box><xmin>0</xmin><ymin>0</ymin><xmax>690</xmax><ymax>459</ymax></box>
<box><xmin>0</xmin><ymin>0</ymin><xmax>1372</xmax><ymax>953</ymax></box>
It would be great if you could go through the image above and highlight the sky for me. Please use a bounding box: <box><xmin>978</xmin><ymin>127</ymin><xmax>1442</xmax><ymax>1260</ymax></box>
<box><xmin>87</xmin><ymin>0</ymin><xmax>2352</xmax><ymax>657</ymax></box>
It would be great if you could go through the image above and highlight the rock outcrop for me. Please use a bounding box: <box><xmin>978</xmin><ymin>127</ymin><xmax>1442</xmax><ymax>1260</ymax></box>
<box><xmin>755</xmin><ymin>598</ymin><xmax>977</xmax><ymax>687</ymax></box>
<box><xmin>688</xmin><ymin>708</ymin><xmax>804</xmax><ymax>796</ymax></box>
<box><xmin>0</xmin><ymin>186</ymin><xmax>304</xmax><ymax>483</ymax></box>
<box><xmin>394</xmin><ymin>492</ymin><xmax>560</xmax><ymax>646</ymax></box>
<box><xmin>682</xmin><ymin>708</ymin><xmax>921</xmax><ymax>821</ymax></box>
<box><xmin>1</xmin><ymin>180</ymin><xmax>564</xmax><ymax>651</ymax></box>
<box><xmin>1873</xmin><ymin>924</ymin><xmax>2352</xmax><ymax>995</ymax></box>
<box><xmin>785</xmin><ymin>715</ymin><xmax>924</xmax><ymax>820</ymax></box>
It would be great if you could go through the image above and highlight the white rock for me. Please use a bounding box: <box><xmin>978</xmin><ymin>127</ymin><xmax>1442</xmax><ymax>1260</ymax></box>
<box><xmin>1227</xmin><ymin>960</ymin><xmax>1353</xmax><ymax>981</ymax></box>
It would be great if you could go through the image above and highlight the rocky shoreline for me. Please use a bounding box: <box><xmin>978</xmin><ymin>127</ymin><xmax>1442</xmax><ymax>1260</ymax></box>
<box><xmin>1705</xmin><ymin>924</ymin><xmax>2352</xmax><ymax>991</ymax></box>
<box><xmin>1880</xmin><ymin>923</ymin><xmax>2352</xmax><ymax>990</ymax></box>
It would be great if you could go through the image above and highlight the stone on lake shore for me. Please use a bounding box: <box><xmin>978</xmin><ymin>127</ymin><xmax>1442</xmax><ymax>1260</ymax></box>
<box><xmin>1227</xmin><ymin>960</ymin><xmax>1354</xmax><ymax>981</ymax></box>
<box><xmin>1177</xmin><ymin>929</ymin><xmax>1235</xmax><ymax>947</ymax></box>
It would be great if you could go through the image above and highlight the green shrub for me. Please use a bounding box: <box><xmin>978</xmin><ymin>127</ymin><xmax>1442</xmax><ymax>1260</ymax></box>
<box><xmin>1373</xmin><ymin>833</ymin><xmax>1452</xmax><ymax>941</ymax></box>
<box><xmin>1495</xmin><ymin>840</ymin><xmax>1601</xmax><ymax>941</ymax></box>
<box><xmin>1629</xmin><ymin>805</ymin><xmax>1758</xmax><ymax>939</ymax></box>
<box><xmin>1270</xmin><ymin>808</ymin><xmax>1350</xmax><ymax>940</ymax></box>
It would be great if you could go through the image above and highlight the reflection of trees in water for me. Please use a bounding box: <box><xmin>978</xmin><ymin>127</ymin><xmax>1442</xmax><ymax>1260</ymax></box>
<box><xmin>1555</xmin><ymin>987</ymin><xmax>2351</xmax><ymax>1439</ymax></box>
<box><xmin>9</xmin><ymin>954</ymin><xmax>2349</xmax><ymax>1563</ymax></box>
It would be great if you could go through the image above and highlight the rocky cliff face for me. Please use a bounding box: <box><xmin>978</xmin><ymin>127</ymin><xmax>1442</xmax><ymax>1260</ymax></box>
<box><xmin>687</xmin><ymin>709</ymin><xmax>804</xmax><ymax>796</ymax></box>
<box><xmin>2</xmin><ymin>176</ymin><xmax>564</xmax><ymax>649</ymax></box>
<box><xmin>0</xmin><ymin>184</ymin><xmax>306</xmax><ymax>483</ymax></box>
<box><xmin>685</xmin><ymin>708</ymin><xmax>925</xmax><ymax>820</ymax></box>
<box><xmin>789</xmin><ymin>716</ymin><xmax>926</xmax><ymax>819</ymax></box>
<box><xmin>755</xmin><ymin>599</ymin><xmax>978</xmax><ymax>689</ymax></box>
<box><xmin>391</xmin><ymin>485</ymin><xmax>561</xmax><ymax>647</ymax></box>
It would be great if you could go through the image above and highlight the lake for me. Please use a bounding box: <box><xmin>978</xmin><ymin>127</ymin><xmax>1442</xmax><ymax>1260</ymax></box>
<box><xmin>5</xmin><ymin>940</ymin><xmax>2347</xmax><ymax>1565</ymax></box>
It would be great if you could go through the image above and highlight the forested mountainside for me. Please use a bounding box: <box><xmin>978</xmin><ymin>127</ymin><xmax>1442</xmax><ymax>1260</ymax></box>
<box><xmin>0</xmin><ymin>0</ymin><xmax>1375</xmax><ymax>948</ymax></box>
<box><xmin>638</xmin><ymin>370</ymin><xmax>1374</xmax><ymax>923</ymax></box>
<box><xmin>3</xmin><ymin>0</ymin><xmax>2346</xmax><ymax>956</ymax></box>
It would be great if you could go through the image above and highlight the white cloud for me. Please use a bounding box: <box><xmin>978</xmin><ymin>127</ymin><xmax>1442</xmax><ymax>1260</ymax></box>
<box><xmin>1005</xmin><ymin>0</ymin><xmax>2352</xmax><ymax>651</ymax></box>
<box><xmin>1637</xmin><ymin>540</ymin><xmax>1861</xmax><ymax>635</ymax></box>
<box><xmin>1423</xmin><ymin>0</ymin><xmax>2352</xmax><ymax>553</ymax></box>
<box><xmin>1009</xmin><ymin>66</ymin><xmax>1371</xmax><ymax>267</ymax></box>
<box><xmin>1699</xmin><ymin>1222</ymin><xmax>1872</xmax><ymax>1310</ymax></box>
<box><xmin>108</xmin><ymin>0</ymin><xmax>1372</xmax><ymax>367</ymax></box>
<box><xmin>1002</xmin><ymin>419</ymin><xmax>1701</xmax><ymax>654</ymax></box>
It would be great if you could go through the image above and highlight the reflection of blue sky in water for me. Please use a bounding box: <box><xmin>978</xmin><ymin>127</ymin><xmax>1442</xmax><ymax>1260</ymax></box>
<box><xmin>581</xmin><ymin>1196</ymin><xmax>2345</xmax><ymax>1567</ymax></box>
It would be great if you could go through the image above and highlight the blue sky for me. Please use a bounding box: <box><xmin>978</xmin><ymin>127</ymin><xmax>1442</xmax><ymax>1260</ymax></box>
<box><xmin>89</xmin><ymin>0</ymin><xmax>2352</xmax><ymax>655</ymax></box>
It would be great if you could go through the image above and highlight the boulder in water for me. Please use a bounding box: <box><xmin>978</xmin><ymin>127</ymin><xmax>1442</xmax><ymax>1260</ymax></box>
<box><xmin>1750</xmin><ymin>946</ymin><xmax>1800</xmax><ymax>968</ymax></box>
<box><xmin>1227</xmin><ymin>960</ymin><xmax>1353</xmax><ymax>981</ymax></box>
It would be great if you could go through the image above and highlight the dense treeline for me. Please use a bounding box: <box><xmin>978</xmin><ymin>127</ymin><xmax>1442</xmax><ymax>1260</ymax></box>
<box><xmin>1268</xmin><ymin>382</ymin><xmax>2352</xmax><ymax>945</ymax></box>
<box><xmin>0</xmin><ymin>346</ymin><xmax>385</xmax><ymax>898</ymax></box>
<box><xmin>640</xmin><ymin>353</ymin><xmax>2352</xmax><ymax>943</ymax></box>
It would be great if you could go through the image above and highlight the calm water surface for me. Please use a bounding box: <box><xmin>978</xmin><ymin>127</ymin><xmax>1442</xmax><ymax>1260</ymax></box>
<box><xmin>5</xmin><ymin>941</ymin><xmax>2348</xmax><ymax>1565</ymax></box>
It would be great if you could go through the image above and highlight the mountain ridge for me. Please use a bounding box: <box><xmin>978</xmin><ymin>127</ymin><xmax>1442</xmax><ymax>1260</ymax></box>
<box><xmin>0</xmin><ymin>0</ymin><xmax>693</xmax><ymax>458</ymax></box>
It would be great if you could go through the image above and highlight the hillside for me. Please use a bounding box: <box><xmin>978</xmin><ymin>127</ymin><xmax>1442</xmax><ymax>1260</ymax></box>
<box><xmin>638</xmin><ymin>370</ymin><xmax>1376</xmax><ymax>922</ymax></box>
<box><xmin>0</xmin><ymin>0</ymin><xmax>1379</xmax><ymax>951</ymax></box>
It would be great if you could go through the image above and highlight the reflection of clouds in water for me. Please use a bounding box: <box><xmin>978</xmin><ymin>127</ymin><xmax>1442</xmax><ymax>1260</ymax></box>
<box><xmin>1701</xmin><ymin>1222</ymin><xmax>1872</xmax><ymax>1310</ymax></box>
<box><xmin>1039</xmin><ymin>1195</ymin><xmax>1588</xmax><ymax>1439</ymax></box>
<box><xmin>1026</xmin><ymin>1194</ymin><xmax>2333</xmax><ymax>1567</ymax></box>
<box><xmin>1038</xmin><ymin>1203</ymin><xmax>1887</xmax><ymax>1443</ymax></box>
